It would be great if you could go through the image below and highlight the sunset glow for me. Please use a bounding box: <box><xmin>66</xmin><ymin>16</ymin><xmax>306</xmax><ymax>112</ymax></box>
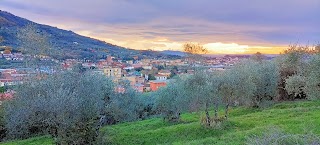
<box><xmin>1</xmin><ymin>0</ymin><xmax>319</xmax><ymax>54</ymax></box>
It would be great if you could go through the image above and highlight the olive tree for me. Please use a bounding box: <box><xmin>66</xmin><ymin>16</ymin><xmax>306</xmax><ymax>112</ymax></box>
<box><xmin>105</xmin><ymin>80</ymin><xmax>141</xmax><ymax>124</ymax></box>
<box><xmin>17</xmin><ymin>23</ymin><xmax>57</xmax><ymax>69</ymax></box>
<box><xmin>207</xmin><ymin>73</ymin><xmax>223</xmax><ymax>120</ymax></box>
<box><xmin>244</xmin><ymin>59</ymin><xmax>280</xmax><ymax>106</ymax></box>
<box><xmin>276</xmin><ymin>45</ymin><xmax>310</xmax><ymax>100</ymax></box>
<box><xmin>219</xmin><ymin>66</ymin><xmax>256</xmax><ymax>119</ymax></box>
<box><xmin>305</xmin><ymin>55</ymin><xmax>320</xmax><ymax>100</ymax></box>
<box><xmin>136</xmin><ymin>92</ymin><xmax>157</xmax><ymax>120</ymax></box>
<box><xmin>4</xmin><ymin>71</ymin><xmax>114</xmax><ymax>144</ymax></box>
<box><xmin>285</xmin><ymin>74</ymin><xmax>306</xmax><ymax>100</ymax></box>
<box><xmin>17</xmin><ymin>24</ymin><xmax>51</xmax><ymax>57</ymax></box>
<box><xmin>184</xmin><ymin>71</ymin><xmax>215</xmax><ymax>126</ymax></box>
<box><xmin>155</xmin><ymin>78</ymin><xmax>188</xmax><ymax>122</ymax></box>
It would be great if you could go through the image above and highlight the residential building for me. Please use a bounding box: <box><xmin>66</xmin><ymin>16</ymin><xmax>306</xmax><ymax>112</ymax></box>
<box><xmin>134</xmin><ymin>83</ymin><xmax>144</xmax><ymax>93</ymax></box>
<box><xmin>103</xmin><ymin>67</ymin><xmax>122</xmax><ymax>78</ymax></box>
<box><xmin>155</xmin><ymin>74</ymin><xmax>167</xmax><ymax>81</ymax></box>
<box><xmin>150</xmin><ymin>80</ymin><xmax>167</xmax><ymax>91</ymax></box>
<box><xmin>158</xmin><ymin>70</ymin><xmax>171</xmax><ymax>77</ymax></box>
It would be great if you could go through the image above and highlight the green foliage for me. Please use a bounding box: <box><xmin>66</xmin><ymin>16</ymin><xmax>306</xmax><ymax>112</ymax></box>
<box><xmin>0</xmin><ymin>87</ymin><xmax>5</xmax><ymax>93</ymax></box>
<box><xmin>155</xmin><ymin>78</ymin><xmax>188</xmax><ymax>122</ymax></box>
<box><xmin>226</xmin><ymin>59</ymin><xmax>279</xmax><ymax>107</ymax></box>
<box><xmin>17</xmin><ymin>24</ymin><xmax>51</xmax><ymax>57</ymax></box>
<box><xmin>305</xmin><ymin>55</ymin><xmax>320</xmax><ymax>100</ymax></box>
<box><xmin>3</xmin><ymin>71</ymin><xmax>114</xmax><ymax>144</ymax></box>
<box><xmin>106</xmin><ymin>80</ymin><xmax>140</xmax><ymax>124</ymax></box>
<box><xmin>148</xmin><ymin>74</ymin><xmax>156</xmax><ymax>80</ymax></box>
<box><xmin>285</xmin><ymin>74</ymin><xmax>306</xmax><ymax>99</ymax></box>
<box><xmin>134</xmin><ymin>67</ymin><xmax>144</xmax><ymax>72</ymax></box>
<box><xmin>156</xmin><ymin>65</ymin><xmax>165</xmax><ymax>70</ymax></box>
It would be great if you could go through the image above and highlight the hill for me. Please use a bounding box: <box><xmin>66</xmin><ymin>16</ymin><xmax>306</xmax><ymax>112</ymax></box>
<box><xmin>160</xmin><ymin>50</ymin><xmax>186</xmax><ymax>57</ymax></box>
<box><xmin>0</xmin><ymin>10</ymin><xmax>179</xmax><ymax>60</ymax></box>
<box><xmin>2</xmin><ymin>100</ymin><xmax>320</xmax><ymax>145</ymax></box>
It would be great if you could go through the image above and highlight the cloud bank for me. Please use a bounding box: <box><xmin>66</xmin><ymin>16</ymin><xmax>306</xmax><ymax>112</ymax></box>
<box><xmin>1</xmin><ymin>0</ymin><xmax>319</xmax><ymax>54</ymax></box>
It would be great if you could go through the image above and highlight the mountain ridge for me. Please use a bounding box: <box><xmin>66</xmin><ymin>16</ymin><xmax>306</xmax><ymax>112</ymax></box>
<box><xmin>0</xmin><ymin>10</ymin><xmax>140</xmax><ymax>60</ymax></box>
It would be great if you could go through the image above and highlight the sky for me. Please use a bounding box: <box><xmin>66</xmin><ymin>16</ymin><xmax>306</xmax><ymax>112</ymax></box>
<box><xmin>1</xmin><ymin>0</ymin><xmax>320</xmax><ymax>54</ymax></box>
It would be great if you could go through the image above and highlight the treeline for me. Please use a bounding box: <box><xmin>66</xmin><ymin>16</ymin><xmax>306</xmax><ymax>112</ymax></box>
<box><xmin>155</xmin><ymin>45</ymin><xmax>320</xmax><ymax>127</ymax></box>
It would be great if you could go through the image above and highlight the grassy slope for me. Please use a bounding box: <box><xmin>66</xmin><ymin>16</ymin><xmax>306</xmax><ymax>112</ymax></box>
<box><xmin>2</xmin><ymin>100</ymin><xmax>320</xmax><ymax>145</ymax></box>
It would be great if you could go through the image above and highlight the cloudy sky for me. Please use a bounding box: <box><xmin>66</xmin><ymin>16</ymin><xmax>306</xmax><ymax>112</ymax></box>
<box><xmin>1</xmin><ymin>0</ymin><xmax>319</xmax><ymax>54</ymax></box>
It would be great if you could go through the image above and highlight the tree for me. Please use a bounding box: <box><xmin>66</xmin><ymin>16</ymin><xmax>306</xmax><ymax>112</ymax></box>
<box><xmin>155</xmin><ymin>78</ymin><xmax>188</xmax><ymax>122</ymax></box>
<box><xmin>219</xmin><ymin>67</ymin><xmax>256</xmax><ymax>119</ymax></box>
<box><xmin>285</xmin><ymin>74</ymin><xmax>306</xmax><ymax>100</ymax></box>
<box><xmin>17</xmin><ymin>24</ymin><xmax>51</xmax><ymax>56</ymax></box>
<box><xmin>183</xmin><ymin>42</ymin><xmax>208</xmax><ymax>55</ymax></box>
<box><xmin>184</xmin><ymin>71</ymin><xmax>213</xmax><ymax>126</ymax></box>
<box><xmin>136</xmin><ymin>93</ymin><xmax>157</xmax><ymax>120</ymax></box>
<box><xmin>183</xmin><ymin>42</ymin><xmax>208</xmax><ymax>64</ymax></box>
<box><xmin>206</xmin><ymin>73</ymin><xmax>223</xmax><ymax>123</ymax></box>
<box><xmin>4</xmin><ymin>71</ymin><xmax>114</xmax><ymax>144</ymax></box>
<box><xmin>17</xmin><ymin>23</ymin><xmax>54</xmax><ymax>68</ymax></box>
<box><xmin>148</xmin><ymin>74</ymin><xmax>156</xmax><ymax>80</ymax></box>
<box><xmin>305</xmin><ymin>55</ymin><xmax>320</xmax><ymax>100</ymax></box>
<box><xmin>0</xmin><ymin>87</ymin><xmax>5</xmax><ymax>93</ymax></box>
<box><xmin>106</xmin><ymin>80</ymin><xmax>140</xmax><ymax>124</ymax></box>
<box><xmin>276</xmin><ymin>45</ymin><xmax>310</xmax><ymax>100</ymax></box>
<box><xmin>250</xmin><ymin>52</ymin><xmax>265</xmax><ymax>62</ymax></box>
<box><xmin>239</xmin><ymin>59</ymin><xmax>280</xmax><ymax>107</ymax></box>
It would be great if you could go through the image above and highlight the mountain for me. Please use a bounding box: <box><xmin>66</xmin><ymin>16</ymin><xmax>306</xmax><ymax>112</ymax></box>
<box><xmin>160</xmin><ymin>50</ymin><xmax>186</xmax><ymax>57</ymax></box>
<box><xmin>0</xmin><ymin>10</ymin><xmax>142</xmax><ymax>60</ymax></box>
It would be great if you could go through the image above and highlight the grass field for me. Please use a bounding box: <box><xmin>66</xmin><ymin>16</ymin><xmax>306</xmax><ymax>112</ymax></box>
<box><xmin>2</xmin><ymin>100</ymin><xmax>320</xmax><ymax>145</ymax></box>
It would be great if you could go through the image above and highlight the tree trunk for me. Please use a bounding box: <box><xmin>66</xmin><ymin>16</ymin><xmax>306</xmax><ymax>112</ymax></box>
<box><xmin>175</xmin><ymin>112</ymin><xmax>181</xmax><ymax>121</ymax></box>
<box><xmin>214</xmin><ymin>98</ymin><xmax>219</xmax><ymax>119</ymax></box>
<box><xmin>225</xmin><ymin>103</ymin><xmax>229</xmax><ymax>120</ymax></box>
<box><xmin>95</xmin><ymin>115</ymin><xmax>105</xmax><ymax>137</ymax></box>
<box><xmin>205</xmin><ymin>103</ymin><xmax>211</xmax><ymax>126</ymax></box>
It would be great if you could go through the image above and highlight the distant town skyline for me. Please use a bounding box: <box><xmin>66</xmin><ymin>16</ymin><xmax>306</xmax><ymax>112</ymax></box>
<box><xmin>1</xmin><ymin>0</ymin><xmax>319</xmax><ymax>54</ymax></box>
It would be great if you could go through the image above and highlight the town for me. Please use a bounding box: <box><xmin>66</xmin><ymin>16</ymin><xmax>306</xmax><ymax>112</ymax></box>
<box><xmin>1</xmin><ymin>45</ymin><xmax>269</xmax><ymax>98</ymax></box>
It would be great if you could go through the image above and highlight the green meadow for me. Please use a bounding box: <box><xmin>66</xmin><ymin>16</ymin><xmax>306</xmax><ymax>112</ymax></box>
<box><xmin>3</xmin><ymin>100</ymin><xmax>320</xmax><ymax>145</ymax></box>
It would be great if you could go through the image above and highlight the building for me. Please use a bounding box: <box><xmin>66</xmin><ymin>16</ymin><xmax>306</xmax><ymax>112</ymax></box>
<box><xmin>115</xmin><ymin>85</ymin><xmax>125</xmax><ymax>93</ymax></box>
<box><xmin>134</xmin><ymin>83</ymin><xmax>144</xmax><ymax>93</ymax></box>
<box><xmin>155</xmin><ymin>74</ymin><xmax>167</xmax><ymax>81</ymax></box>
<box><xmin>150</xmin><ymin>80</ymin><xmax>167</xmax><ymax>91</ymax></box>
<box><xmin>106</xmin><ymin>55</ymin><xmax>113</xmax><ymax>64</ymax></box>
<box><xmin>158</xmin><ymin>70</ymin><xmax>171</xmax><ymax>77</ymax></box>
<box><xmin>187</xmin><ymin>69</ymin><xmax>195</xmax><ymax>74</ymax></box>
<box><xmin>123</xmin><ymin>76</ymin><xmax>136</xmax><ymax>86</ymax></box>
<box><xmin>142</xmin><ymin>65</ymin><xmax>152</xmax><ymax>70</ymax></box>
<box><xmin>103</xmin><ymin>67</ymin><xmax>122</xmax><ymax>78</ymax></box>
<box><xmin>136</xmin><ymin>76</ymin><xmax>145</xmax><ymax>84</ymax></box>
